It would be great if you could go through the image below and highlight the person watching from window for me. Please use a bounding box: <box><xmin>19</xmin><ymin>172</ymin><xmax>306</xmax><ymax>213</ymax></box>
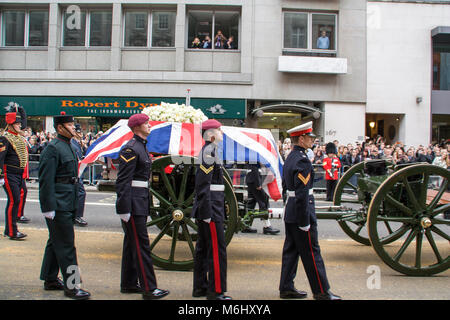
<box><xmin>191</xmin><ymin>37</ymin><xmax>202</xmax><ymax>49</ymax></box>
<box><xmin>224</xmin><ymin>36</ymin><xmax>236</xmax><ymax>49</ymax></box>
<box><xmin>214</xmin><ymin>30</ymin><xmax>227</xmax><ymax>49</ymax></box>
<box><xmin>317</xmin><ymin>30</ymin><xmax>330</xmax><ymax>50</ymax></box>
<box><xmin>202</xmin><ymin>36</ymin><xmax>212</xmax><ymax>49</ymax></box>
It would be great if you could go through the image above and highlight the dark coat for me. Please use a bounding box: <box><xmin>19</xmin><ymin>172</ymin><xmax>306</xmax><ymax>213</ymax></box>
<box><xmin>38</xmin><ymin>134</ymin><xmax>79</xmax><ymax>213</ymax></box>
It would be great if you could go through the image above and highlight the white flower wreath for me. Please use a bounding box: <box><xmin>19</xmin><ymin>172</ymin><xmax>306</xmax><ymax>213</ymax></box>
<box><xmin>141</xmin><ymin>102</ymin><xmax>208</xmax><ymax>124</ymax></box>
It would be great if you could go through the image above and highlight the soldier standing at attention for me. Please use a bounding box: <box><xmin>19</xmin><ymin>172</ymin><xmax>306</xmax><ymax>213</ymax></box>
<box><xmin>192</xmin><ymin>119</ymin><xmax>232</xmax><ymax>300</ymax></box>
<box><xmin>0</xmin><ymin>103</ymin><xmax>29</xmax><ymax>240</ymax></box>
<box><xmin>39</xmin><ymin>111</ymin><xmax>90</xmax><ymax>300</ymax></box>
<box><xmin>322</xmin><ymin>142</ymin><xmax>341</xmax><ymax>202</ymax></box>
<box><xmin>279</xmin><ymin>121</ymin><xmax>341</xmax><ymax>300</ymax></box>
<box><xmin>116</xmin><ymin>113</ymin><xmax>169</xmax><ymax>300</ymax></box>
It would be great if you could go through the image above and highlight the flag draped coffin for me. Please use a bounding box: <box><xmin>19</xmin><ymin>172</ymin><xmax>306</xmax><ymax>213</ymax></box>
<box><xmin>80</xmin><ymin>120</ymin><xmax>284</xmax><ymax>201</ymax></box>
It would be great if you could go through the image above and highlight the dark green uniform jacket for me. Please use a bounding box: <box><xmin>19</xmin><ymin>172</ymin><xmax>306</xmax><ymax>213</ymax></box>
<box><xmin>39</xmin><ymin>134</ymin><xmax>79</xmax><ymax>213</ymax></box>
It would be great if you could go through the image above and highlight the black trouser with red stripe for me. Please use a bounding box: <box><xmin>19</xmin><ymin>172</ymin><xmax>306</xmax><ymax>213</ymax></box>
<box><xmin>279</xmin><ymin>222</ymin><xmax>330</xmax><ymax>295</ymax></box>
<box><xmin>3</xmin><ymin>167</ymin><xmax>25</xmax><ymax>237</ymax></box>
<box><xmin>193</xmin><ymin>220</ymin><xmax>227</xmax><ymax>294</ymax></box>
<box><xmin>121</xmin><ymin>215</ymin><xmax>157</xmax><ymax>292</ymax></box>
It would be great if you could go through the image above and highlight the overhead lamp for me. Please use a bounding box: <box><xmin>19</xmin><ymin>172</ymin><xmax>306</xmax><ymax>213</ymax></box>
<box><xmin>369</xmin><ymin>121</ymin><xmax>375</xmax><ymax>128</ymax></box>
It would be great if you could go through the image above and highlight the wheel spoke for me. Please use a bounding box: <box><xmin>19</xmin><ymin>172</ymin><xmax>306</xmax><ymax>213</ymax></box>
<box><xmin>345</xmin><ymin>181</ymin><xmax>357</xmax><ymax>191</ymax></box>
<box><xmin>425</xmin><ymin>229</ymin><xmax>444</xmax><ymax>263</ymax></box>
<box><xmin>183</xmin><ymin>192</ymin><xmax>195</xmax><ymax>207</ymax></box>
<box><xmin>415</xmin><ymin>232</ymin><xmax>423</xmax><ymax>269</ymax></box>
<box><xmin>384</xmin><ymin>221</ymin><xmax>393</xmax><ymax>234</ymax></box>
<box><xmin>160</xmin><ymin>170</ymin><xmax>178</xmax><ymax>204</ymax></box>
<box><xmin>431</xmin><ymin>203</ymin><xmax>450</xmax><ymax>217</ymax></box>
<box><xmin>430</xmin><ymin>225</ymin><xmax>450</xmax><ymax>241</ymax></box>
<box><xmin>393</xmin><ymin>228</ymin><xmax>418</xmax><ymax>262</ymax></box>
<box><xmin>178</xmin><ymin>165</ymin><xmax>191</xmax><ymax>204</ymax></box>
<box><xmin>376</xmin><ymin>216</ymin><xmax>416</xmax><ymax>224</ymax></box>
<box><xmin>402</xmin><ymin>177</ymin><xmax>423</xmax><ymax>212</ymax></box>
<box><xmin>149</xmin><ymin>188</ymin><xmax>172</xmax><ymax>208</ymax></box>
<box><xmin>419</xmin><ymin>173</ymin><xmax>430</xmax><ymax>208</ymax></box>
<box><xmin>147</xmin><ymin>214</ymin><xmax>170</xmax><ymax>227</ymax></box>
<box><xmin>150</xmin><ymin>220</ymin><xmax>172</xmax><ymax>251</ymax></box>
<box><xmin>385</xmin><ymin>194</ymin><xmax>413</xmax><ymax>216</ymax></box>
<box><xmin>181</xmin><ymin>222</ymin><xmax>195</xmax><ymax>257</ymax></box>
<box><xmin>169</xmin><ymin>222</ymin><xmax>180</xmax><ymax>263</ymax></box>
<box><xmin>184</xmin><ymin>217</ymin><xmax>198</xmax><ymax>230</ymax></box>
<box><xmin>428</xmin><ymin>180</ymin><xmax>448</xmax><ymax>212</ymax></box>
<box><xmin>380</xmin><ymin>224</ymin><xmax>410</xmax><ymax>245</ymax></box>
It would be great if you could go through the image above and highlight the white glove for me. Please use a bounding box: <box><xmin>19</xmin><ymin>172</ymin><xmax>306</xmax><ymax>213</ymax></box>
<box><xmin>119</xmin><ymin>213</ymin><xmax>131</xmax><ymax>222</ymax></box>
<box><xmin>43</xmin><ymin>211</ymin><xmax>55</xmax><ymax>220</ymax></box>
<box><xmin>203</xmin><ymin>218</ymin><xmax>211</xmax><ymax>224</ymax></box>
<box><xmin>299</xmin><ymin>225</ymin><xmax>310</xmax><ymax>232</ymax></box>
<box><xmin>0</xmin><ymin>178</ymin><xmax>4</xmax><ymax>186</ymax></box>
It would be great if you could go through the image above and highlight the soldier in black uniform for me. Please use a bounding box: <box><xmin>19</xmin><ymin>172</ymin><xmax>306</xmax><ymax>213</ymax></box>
<box><xmin>116</xmin><ymin>113</ymin><xmax>169</xmax><ymax>300</ymax></box>
<box><xmin>279</xmin><ymin>122</ymin><xmax>341</xmax><ymax>300</ymax></box>
<box><xmin>39</xmin><ymin>111</ymin><xmax>90</xmax><ymax>299</ymax></box>
<box><xmin>244</xmin><ymin>163</ymin><xmax>280</xmax><ymax>235</ymax></box>
<box><xmin>192</xmin><ymin>119</ymin><xmax>232</xmax><ymax>300</ymax></box>
<box><xmin>0</xmin><ymin>103</ymin><xmax>28</xmax><ymax>240</ymax></box>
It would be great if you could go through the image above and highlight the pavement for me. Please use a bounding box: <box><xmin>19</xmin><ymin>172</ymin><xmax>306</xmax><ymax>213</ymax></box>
<box><xmin>0</xmin><ymin>225</ymin><xmax>449</xmax><ymax>301</ymax></box>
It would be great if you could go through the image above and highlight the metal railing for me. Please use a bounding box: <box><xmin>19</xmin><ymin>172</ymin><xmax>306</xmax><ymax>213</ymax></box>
<box><xmin>28</xmin><ymin>154</ymin><xmax>104</xmax><ymax>185</ymax></box>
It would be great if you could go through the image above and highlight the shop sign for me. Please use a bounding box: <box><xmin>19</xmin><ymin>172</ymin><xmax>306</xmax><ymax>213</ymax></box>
<box><xmin>0</xmin><ymin>96</ymin><xmax>246</xmax><ymax>119</ymax></box>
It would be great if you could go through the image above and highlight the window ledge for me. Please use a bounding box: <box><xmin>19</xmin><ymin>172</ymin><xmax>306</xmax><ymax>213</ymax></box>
<box><xmin>278</xmin><ymin>55</ymin><xmax>347</xmax><ymax>74</ymax></box>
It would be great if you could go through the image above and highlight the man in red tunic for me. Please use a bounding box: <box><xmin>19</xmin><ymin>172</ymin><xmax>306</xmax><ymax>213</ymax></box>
<box><xmin>322</xmin><ymin>143</ymin><xmax>341</xmax><ymax>202</ymax></box>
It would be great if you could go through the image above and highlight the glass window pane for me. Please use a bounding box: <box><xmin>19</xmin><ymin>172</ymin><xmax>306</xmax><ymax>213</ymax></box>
<box><xmin>124</xmin><ymin>12</ymin><xmax>148</xmax><ymax>47</ymax></box>
<box><xmin>214</xmin><ymin>11</ymin><xmax>239</xmax><ymax>50</ymax></box>
<box><xmin>283</xmin><ymin>12</ymin><xmax>307</xmax><ymax>49</ymax></box>
<box><xmin>63</xmin><ymin>11</ymin><xmax>86</xmax><ymax>46</ymax></box>
<box><xmin>2</xmin><ymin>10</ymin><xmax>25</xmax><ymax>46</ymax></box>
<box><xmin>312</xmin><ymin>14</ymin><xmax>336</xmax><ymax>50</ymax></box>
<box><xmin>29</xmin><ymin>11</ymin><xmax>49</xmax><ymax>46</ymax></box>
<box><xmin>89</xmin><ymin>11</ymin><xmax>112</xmax><ymax>46</ymax></box>
<box><xmin>188</xmin><ymin>11</ymin><xmax>212</xmax><ymax>49</ymax></box>
<box><xmin>151</xmin><ymin>11</ymin><xmax>176</xmax><ymax>47</ymax></box>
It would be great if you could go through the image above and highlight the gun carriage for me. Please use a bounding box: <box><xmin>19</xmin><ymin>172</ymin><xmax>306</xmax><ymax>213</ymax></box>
<box><xmin>146</xmin><ymin>155</ymin><xmax>449</xmax><ymax>277</ymax></box>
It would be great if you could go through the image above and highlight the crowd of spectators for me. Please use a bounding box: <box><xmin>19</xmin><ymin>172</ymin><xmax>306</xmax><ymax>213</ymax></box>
<box><xmin>190</xmin><ymin>30</ymin><xmax>236</xmax><ymax>50</ymax></box>
<box><xmin>278</xmin><ymin>135</ymin><xmax>450</xmax><ymax>172</ymax></box>
<box><xmin>0</xmin><ymin>127</ymin><xmax>104</xmax><ymax>162</ymax></box>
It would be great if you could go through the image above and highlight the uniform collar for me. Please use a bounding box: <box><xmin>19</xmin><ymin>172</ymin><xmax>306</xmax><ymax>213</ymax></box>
<box><xmin>7</xmin><ymin>129</ymin><xmax>18</xmax><ymax>136</ymax></box>
<box><xmin>293</xmin><ymin>145</ymin><xmax>305</xmax><ymax>152</ymax></box>
<box><xmin>133</xmin><ymin>134</ymin><xmax>147</xmax><ymax>145</ymax></box>
<box><xmin>56</xmin><ymin>133</ymin><xmax>71</xmax><ymax>144</ymax></box>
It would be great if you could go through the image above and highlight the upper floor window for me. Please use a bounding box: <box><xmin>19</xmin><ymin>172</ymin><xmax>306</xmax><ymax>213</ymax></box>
<box><xmin>187</xmin><ymin>10</ymin><xmax>239</xmax><ymax>50</ymax></box>
<box><xmin>124</xmin><ymin>10</ymin><xmax>176</xmax><ymax>48</ymax></box>
<box><xmin>283</xmin><ymin>11</ymin><xmax>337</xmax><ymax>56</ymax></box>
<box><xmin>62</xmin><ymin>8</ymin><xmax>112</xmax><ymax>47</ymax></box>
<box><xmin>1</xmin><ymin>9</ymin><xmax>48</xmax><ymax>47</ymax></box>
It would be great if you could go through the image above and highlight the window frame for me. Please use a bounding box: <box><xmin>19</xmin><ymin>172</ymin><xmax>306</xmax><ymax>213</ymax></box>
<box><xmin>0</xmin><ymin>8</ymin><xmax>49</xmax><ymax>48</ymax></box>
<box><xmin>122</xmin><ymin>9</ymin><xmax>176</xmax><ymax>49</ymax></box>
<box><xmin>60</xmin><ymin>7</ymin><xmax>112</xmax><ymax>48</ymax></box>
<box><xmin>282</xmin><ymin>10</ymin><xmax>337</xmax><ymax>55</ymax></box>
<box><xmin>186</xmin><ymin>9</ymin><xmax>241</xmax><ymax>51</ymax></box>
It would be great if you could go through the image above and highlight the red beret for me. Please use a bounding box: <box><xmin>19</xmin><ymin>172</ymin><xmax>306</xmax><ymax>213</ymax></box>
<box><xmin>128</xmin><ymin>113</ymin><xmax>149</xmax><ymax>128</ymax></box>
<box><xmin>201</xmin><ymin>119</ymin><xmax>222</xmax><ymax>130</ymax></box>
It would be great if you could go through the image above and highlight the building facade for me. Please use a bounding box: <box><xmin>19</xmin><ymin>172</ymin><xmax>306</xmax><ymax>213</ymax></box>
<box><xmin>0</xmin><ymin>0</ymin><xmax>448</xmax><ymax>146</ymax></box>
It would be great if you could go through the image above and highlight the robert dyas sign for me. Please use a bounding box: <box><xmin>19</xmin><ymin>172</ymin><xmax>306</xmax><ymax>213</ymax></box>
<box><xmin>0</xmin><ymin>96</ymin><xmax>246</xmax><ymax>119</ymax></box>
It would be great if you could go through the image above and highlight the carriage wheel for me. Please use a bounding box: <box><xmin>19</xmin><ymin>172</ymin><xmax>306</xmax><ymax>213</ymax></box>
<box><xmin>334</xmin><ymin>160</ymin><xmax>405</xmax><ymax>246</ymax></box>
<box><xmin>147</xmin><ymin>156</ymin><xmax>239</xmax><ymax>271</ymax></box>
<box><xmin>367</xmin><ymin>164</ymin><xmax>450</xmax><ymax>276</ymax></box>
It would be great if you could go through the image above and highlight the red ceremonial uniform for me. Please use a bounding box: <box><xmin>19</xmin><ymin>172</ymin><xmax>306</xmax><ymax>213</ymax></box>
<box><xmin>322</xmin><ymin>156</ymin><xmax>341</xmax><ymax>180</ymax></box>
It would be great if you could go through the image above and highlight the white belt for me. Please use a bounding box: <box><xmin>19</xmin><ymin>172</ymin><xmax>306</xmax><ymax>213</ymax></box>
<box><xmin>131</xmin><ymin>180</ymin><xmax>148</xmax><ymax>188</ymax></box>
<box><xmin>287</xmin><ymin>189</ymin><xmax>313</xmax><ymax>197</ymax></box>
<box><xmin>210</xmin><ymin>184</ymin><xmax>225</xmax><ymax>192</ymax></box>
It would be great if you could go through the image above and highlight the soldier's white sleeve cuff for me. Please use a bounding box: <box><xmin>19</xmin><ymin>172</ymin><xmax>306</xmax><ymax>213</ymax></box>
<box><xmin>299</xmin><ymin>225</ymin><xmax>310</xmax><ymax>232</ymax></box>
<box><xmin>43</xmin><ymin>211</ymin><xmax>55</xmax><ymax>220</ymax></box>
<box><xmin>119</xmin><ymin>213</ymin><xmax>131</xmax><ymax>222</ymax></box>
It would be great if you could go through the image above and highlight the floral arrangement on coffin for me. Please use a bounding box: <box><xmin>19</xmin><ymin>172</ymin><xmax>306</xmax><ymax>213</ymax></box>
<box><xmin>141</xmin><ymin>102</ymin><xmax>208</xmax><ymax>124</ymax></box>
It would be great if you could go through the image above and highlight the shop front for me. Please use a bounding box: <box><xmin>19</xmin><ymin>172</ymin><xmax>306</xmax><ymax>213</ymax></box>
<box><xmin>0</xmin><ymin>96</ymin><xmax>246</xmax><ymax>133</ymax></box>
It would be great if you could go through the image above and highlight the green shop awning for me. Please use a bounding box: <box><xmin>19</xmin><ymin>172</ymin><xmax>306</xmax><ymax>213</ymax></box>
<box><xmin>0</xmin><ymin>96</ymin><xmax>246</xmax><ymax>119</ymax></box>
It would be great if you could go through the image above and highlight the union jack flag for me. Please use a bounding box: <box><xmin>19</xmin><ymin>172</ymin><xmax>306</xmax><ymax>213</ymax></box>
<box><xmin>80</xmin><ymin>120</ymin><xmax>283</xmax><ymax>201</ymax></box>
